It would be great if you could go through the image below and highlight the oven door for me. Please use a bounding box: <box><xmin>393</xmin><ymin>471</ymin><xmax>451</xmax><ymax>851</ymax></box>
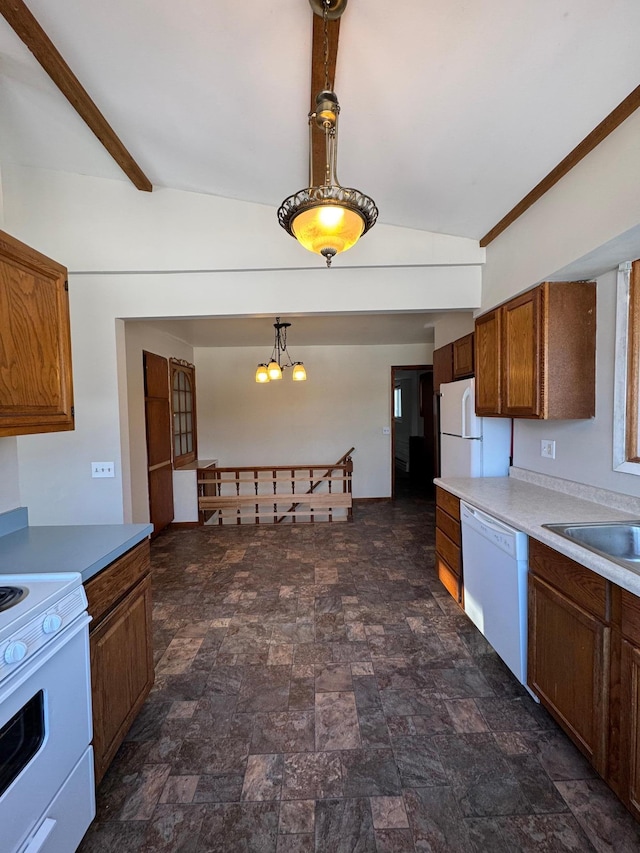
<box><xmin>0</xmin><ymin>614</ymin><xmax>93</xmax><ymax>853</ymax></box>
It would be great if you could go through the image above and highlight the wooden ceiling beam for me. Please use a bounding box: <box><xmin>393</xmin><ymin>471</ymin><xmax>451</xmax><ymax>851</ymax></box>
<box><xmin>309</xmin><ymin>12</ymin><xmax>340</xmax><ymax>187</ymax></box>
<box><xmin>0</xmin><ymin>0</ymin><xmax>152</xmax><ymax>192</ymax></box>
<box><xmin>480</xmin><ymin>84</ymin><xmax>640</xmax><ymax>247</ymax></box>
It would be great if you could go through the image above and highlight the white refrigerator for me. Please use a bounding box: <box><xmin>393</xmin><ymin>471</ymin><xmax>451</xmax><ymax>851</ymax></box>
<box><xmin>439</xmin><ymin>378</ymin><xmax>511</xmax><ymax>477</ymax></box>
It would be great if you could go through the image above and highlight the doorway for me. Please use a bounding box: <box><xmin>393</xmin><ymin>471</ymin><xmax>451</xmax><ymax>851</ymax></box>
<box><xmin>391</xmin><ymin>365</ymin><xmax>434</xmax><ymax>499</ymax></box>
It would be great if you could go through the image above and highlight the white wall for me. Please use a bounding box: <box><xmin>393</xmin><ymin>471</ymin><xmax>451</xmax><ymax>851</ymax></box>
<box><xmin>3</xmin><ymin>166</ymin><xmax>485</xmax><ymax>273</ymax></box>
<box><xmin>0</xmin><ymin>438</ymin><xmax>20</xmax><ymax>513</ymax></box>
<box><xmin>196</xmin><ymin>343</ymin><xmax>432</xmax><ymax>499</ymax></box>
<box><xmin>0</xmin><ymin>166</ymin><xmax>481</xmax><ymax>524</ymax></box>
<box><xmin>481</xmin><ymin>110</ymin><xmax>640</xmax><ymax>313</ymax></box>
<box><xmin>433</xmin><ymin>312</ymin><xmax>475</xmax><ymax>349</ymax></box>
<box><xmin>512</xmin><ymin>270</ymin><xmax>640</xmax><ymax>498</ymax></box>
<box><xmin>479</xmin><ymin>107</ymin><xmax>640</xmax><ymax>499</ymax></box>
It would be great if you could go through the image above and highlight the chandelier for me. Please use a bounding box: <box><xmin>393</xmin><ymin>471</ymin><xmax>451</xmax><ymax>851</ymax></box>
<box><xmin>277</xmin><ymin>0</ymin><xmax>378</xmax><ymax>267</ymax></box>
<box><xmin>255</xmin><ymin>318</ymin><xmax>307</xmax><ymax>383</ymax></box>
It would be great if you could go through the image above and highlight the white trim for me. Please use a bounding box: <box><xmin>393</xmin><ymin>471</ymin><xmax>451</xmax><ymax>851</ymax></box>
<box><xmin>613</xmin><ymin>261</ymin><xmax>638</xmax><ymax>474</ymax></box>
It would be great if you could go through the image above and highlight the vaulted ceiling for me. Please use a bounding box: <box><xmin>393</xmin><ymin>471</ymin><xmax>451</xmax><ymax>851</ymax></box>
<box><xmin>0</xmin><ymin>1</ymin><xmax>639</xmax><ymax>349</ymax></box>
<box><xmin>1</xmin><ymin>0</ymin><xmax>639</xmax><ymax>243</ymax></box>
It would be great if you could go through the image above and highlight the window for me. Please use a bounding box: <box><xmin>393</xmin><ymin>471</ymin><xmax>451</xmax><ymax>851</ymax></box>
<box><xmin>394</xmin><ymin>386</ymin><xmax>402</xmax><ymax>419</ymax></box>
<box><xmin>625</xmin><ymin>260</ymin><xmax>640</xmax><ymax>462</ymax></box>
<box><xmin>170</xmin><ymin>359</ymin><xmax>197</xmax><ymax>467</ymax></box>
<box><xmin>613</xmin><ymin>260</ymin><xmax>640</xmax><ymax>473</ymax></box>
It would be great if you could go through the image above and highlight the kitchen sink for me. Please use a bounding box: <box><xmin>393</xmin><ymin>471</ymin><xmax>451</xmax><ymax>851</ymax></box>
<box><xmin>542</xmin><ymin>521</ymin><xmax>640</xmax><ymax>570</ymax></box>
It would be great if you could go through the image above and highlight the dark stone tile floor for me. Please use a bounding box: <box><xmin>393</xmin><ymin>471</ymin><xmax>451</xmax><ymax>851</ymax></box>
<box><xmin>78</xmin><ymin>495</ymin><xmax>640</xmax><ymax>852</ymax></box>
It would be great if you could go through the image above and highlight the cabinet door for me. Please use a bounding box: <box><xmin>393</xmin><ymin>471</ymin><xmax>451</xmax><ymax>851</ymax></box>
<box><xmin>453</xmin><ymin>333</ymin><xmax>474</xmax><ymax>379</ymax></box>
<box><xmin>0</xmin><ymin>230</ymin><xmax>74</xmax><ymax>436</ymax></box>
<box><xmin>528</xmin><ymin>574</ymin><xmax>608</xmax><ymax>774</ymax></box>
<box><xmin>433</xmin><ymin>344</ymin><xmax>453</xmax><ymax>392</ymax></box>
<box><xmin>90</xmin><ymin>574</ymin><xmax>154</xmax><ymax>784</ymax></box>
<box><xmin>474</xmin><ymin>310</ymin><xmax>501</xmax><ymax>415</ymax></box>
<box><xmin>502</xmin><ymin>288</ymin><xmax>543</xmax><ymax>418</ymax></box>
<box><xmin>621</xmin><ymin>639</ymin><xmax>640</xmax><ymax>820</ymax></box>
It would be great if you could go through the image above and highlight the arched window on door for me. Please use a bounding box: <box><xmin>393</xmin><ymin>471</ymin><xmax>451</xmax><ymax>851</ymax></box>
<box><xmin>170</xmin><ymin>359</ymin><xmax>197</xmax><ymax>467</ymax></box>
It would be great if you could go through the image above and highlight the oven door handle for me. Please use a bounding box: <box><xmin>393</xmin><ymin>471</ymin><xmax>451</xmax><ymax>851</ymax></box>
<box><xmin>21</xmin><ymin>818</ymin><xmax>56</xmax><ymax>853</ymax></box>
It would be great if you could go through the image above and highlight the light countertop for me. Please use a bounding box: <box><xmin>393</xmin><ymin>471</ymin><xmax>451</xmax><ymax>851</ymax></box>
<box><xmin>0</xmin><ymin>520</ymin><xmax>153</xmax><ymax>583</ymax></box>
<box><xmin>434</xmin><ymin>473</ymin><xmax>640</xmax><ymax>596</ymax></box>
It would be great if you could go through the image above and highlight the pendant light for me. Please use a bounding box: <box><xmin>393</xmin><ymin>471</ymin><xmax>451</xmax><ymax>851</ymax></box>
<box><xmin>255</xmin><ymin>318</ymin><xmax>307</xmax><ymax>383</ymax></box>
<box><xmin>277</xmin><ymin>0</ymin><xmax>378</xmax><ymax>267</ymax></box>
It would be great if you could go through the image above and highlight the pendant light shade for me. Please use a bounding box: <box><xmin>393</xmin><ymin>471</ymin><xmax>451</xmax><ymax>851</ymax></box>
<box><xmin>290</xmin><ymin>195</ymin><xmax>367</xmax><ymax>257</ymax></box>
<box><xmin>292</xmin><ymin>362</ymin><xmax>307</xmax><ymax>381</ymax></box>
<box><xmin>255</xmin><ymin>364</ymin><xmax>269</xmax><ymax>383</ymax></box>
<box><xmin>268</xmin><ymin>361</ymin><xmax>283</xmax><ymax>381</ymax></box>
<box><xmin>277</xmin><ymin>3</ymin><xmax>377</xmax><ymax>267</ymax></box>
<box><xmin>256</xmin><ymin>318</ymin><xmax>307</xmax><ymax>383</ymax></box>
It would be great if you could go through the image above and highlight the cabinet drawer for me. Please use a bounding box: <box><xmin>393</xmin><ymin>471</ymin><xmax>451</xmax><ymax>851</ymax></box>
<box><xmin>529</xmin><ymin>539</ymin><xmax>607</xmax><ymax>620</ymax></box>
<box><xmin>436</xmin><ymin>528</ymin><xmax>460</xmax><ymax>575</ymax></box>
<box><xmin>436</xmin><ymin>487</ymin><xmax>460</xmax><ymax>521</ymax></box>
<box><xmin>436</xmin><ymin>506</ymin><xmax>460</xmax><ymax>546</ymax></box>
<box><xmin>621</xmin><ymin>589</ymin><xmax>640</xmax><ymax>646</ymax></box>
<box><xmin>85</xmin><ymin>540</ymin><xmax>150</xmax><ymax>627</ymax></box>
<box><xmin>437</xmin><ymin>555</ymin><xmax>461</xmax><ymax>602</ymax></box>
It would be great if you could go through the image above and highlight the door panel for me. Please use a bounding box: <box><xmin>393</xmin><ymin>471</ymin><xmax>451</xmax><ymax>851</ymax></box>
<box><xmin>143</xmin><ymin>351</ymin><xmax>173</xmax><ymax>536</ymax></box>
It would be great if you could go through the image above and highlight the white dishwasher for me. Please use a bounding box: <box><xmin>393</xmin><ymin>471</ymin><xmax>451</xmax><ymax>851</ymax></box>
<box><xmin>460</xmin><ymin>501</ymin><xmax>531</xmax><ymax>691</ymax></box>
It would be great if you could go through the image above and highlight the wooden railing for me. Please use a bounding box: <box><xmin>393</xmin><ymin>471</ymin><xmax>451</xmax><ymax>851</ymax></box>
<box><xmin>197</xmin><ymin>449</ymin><xmax>354</xmax><ymax>525</ymax></box>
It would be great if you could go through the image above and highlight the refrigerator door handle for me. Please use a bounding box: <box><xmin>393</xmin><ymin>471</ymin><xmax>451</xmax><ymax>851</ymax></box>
<box><xmin>461</xmin><ymin>386</ymin><xmax>472</xmax><ymax>438</ymax></box>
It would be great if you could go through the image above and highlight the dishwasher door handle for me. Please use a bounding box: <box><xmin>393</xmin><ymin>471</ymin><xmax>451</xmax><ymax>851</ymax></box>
<box><xmin>461</xmin><ymin>502</ymin><xmax>517</xmax><ymax>539</ymax></box>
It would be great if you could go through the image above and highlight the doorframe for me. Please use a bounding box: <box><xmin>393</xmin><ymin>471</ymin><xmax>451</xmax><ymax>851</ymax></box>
<box><xmin>390</xmin><ymin>364</ymin><xmax>432</xmax><ymax>499</ymax></box>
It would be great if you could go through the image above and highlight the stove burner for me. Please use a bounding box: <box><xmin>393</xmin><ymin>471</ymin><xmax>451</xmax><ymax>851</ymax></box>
<box><xmin>0</xmin><ymin>586</ymin><xmax>27</xmax><ymax>613</ymax></box>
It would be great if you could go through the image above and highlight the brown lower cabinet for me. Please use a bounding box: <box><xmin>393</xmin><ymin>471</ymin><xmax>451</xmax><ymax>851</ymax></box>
<box><xmin>528</xmin><ymin>538</ymin><xmax>640</xmax><ymax>819</ymax></box>
<box><xmin>435</xmin><ymin>487</ymin><xmax>462</xmax><ymax>603</ymax></box>
<box><xmin>84</xmin><ymin>540</ymin><xmax>154</xmax><ymax>784</ymax></box>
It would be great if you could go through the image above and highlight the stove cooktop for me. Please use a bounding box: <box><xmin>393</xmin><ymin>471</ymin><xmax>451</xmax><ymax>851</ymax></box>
<box><xmin>0</xmin><ymin>573</ymin><xmax>84</xmax><ymax>643</ymax></box>
<box><xmin>0</xmin><ymin>586</ymin><xmax>27</xmax><ymax>613</ymax></box>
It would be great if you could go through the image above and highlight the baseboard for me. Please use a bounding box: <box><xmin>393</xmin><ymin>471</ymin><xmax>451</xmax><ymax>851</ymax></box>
<box><xmin>353</xmin><ymin>497</ymin><xmax>391</xmax><ymax>503</ymax></box>
<box><xmin>168</xmin><ymin>521</ymin><xmax>201</xmax><ymax>529</ymax></box>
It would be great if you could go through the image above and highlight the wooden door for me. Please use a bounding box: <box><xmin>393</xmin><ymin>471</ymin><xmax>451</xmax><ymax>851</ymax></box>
<box><xmin>528</xmin><ymin>573</ymin><xmax>608</xmax><ymax>774</ymax></box>
<box><xmin>474</xmin><ymin>309</ymin><xmax>501</xmax><ymax>416</ymax></box>
<box><xmin>502</xmin><ymin>288</ymin><xmax>543</xmax><ymax>418</ymax></box>
<box><xmin>143</xmin><ymin>351</ymin><xmax>174</xmax><ymax>535</ymax></box>
<box><xmin>432</xmin><ymin>344</ymin><xmax>453</xmax><ymax>392</ymax></box>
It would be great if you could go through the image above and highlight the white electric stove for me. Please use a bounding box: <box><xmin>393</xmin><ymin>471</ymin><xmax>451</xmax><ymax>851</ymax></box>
<box><xmin>0</xmin><ymin>572</ymin><xmax>95</xmax><ymax>853</ymax></box>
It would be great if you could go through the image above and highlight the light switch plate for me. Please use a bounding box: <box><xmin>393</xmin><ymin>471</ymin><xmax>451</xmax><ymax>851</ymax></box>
<box><xmin>92</xmin><ymin>461</ymin><xmax>115</xmax><ymax>478</ymax></box>
<box><xmin>540</xmin><ymin>440</ymin><xmax>556</xmax><ymax>459</ymax></box>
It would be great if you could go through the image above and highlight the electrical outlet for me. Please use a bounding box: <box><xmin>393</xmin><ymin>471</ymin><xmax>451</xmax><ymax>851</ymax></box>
<box><xmin>540</xmin><ymin>440</ymin><xmax>556</xmax><ymax>460</ymax></box>
<box><xmin>92</xmin><ymin>461</ymin><xmax>115</xmax><ymax>478</ymax></box>
<box><xmin>382</xmin><ymin>427</ymin><xmax>391</xmax><ymax>435</ymax></box>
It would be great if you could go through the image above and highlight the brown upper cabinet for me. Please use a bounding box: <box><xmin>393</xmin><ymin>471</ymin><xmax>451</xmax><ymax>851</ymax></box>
<box><xmin>433</xmin><ymin>332</ymin><xmax>475</xmax><ymax>391</ymax></box>
<box><xmin>474</xmin><ymin>281</ymin><xmax>596</xmax><ymax>419</ymax></box>
<box><xmin>0</xmin><ymin>229</ymin><xmax>74</xmax><ymax>436</ymax></box>
<box><xmin>453</xmin><ymin>333</ymin><xmax>474</xmax><ymax>379</ymax></box>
